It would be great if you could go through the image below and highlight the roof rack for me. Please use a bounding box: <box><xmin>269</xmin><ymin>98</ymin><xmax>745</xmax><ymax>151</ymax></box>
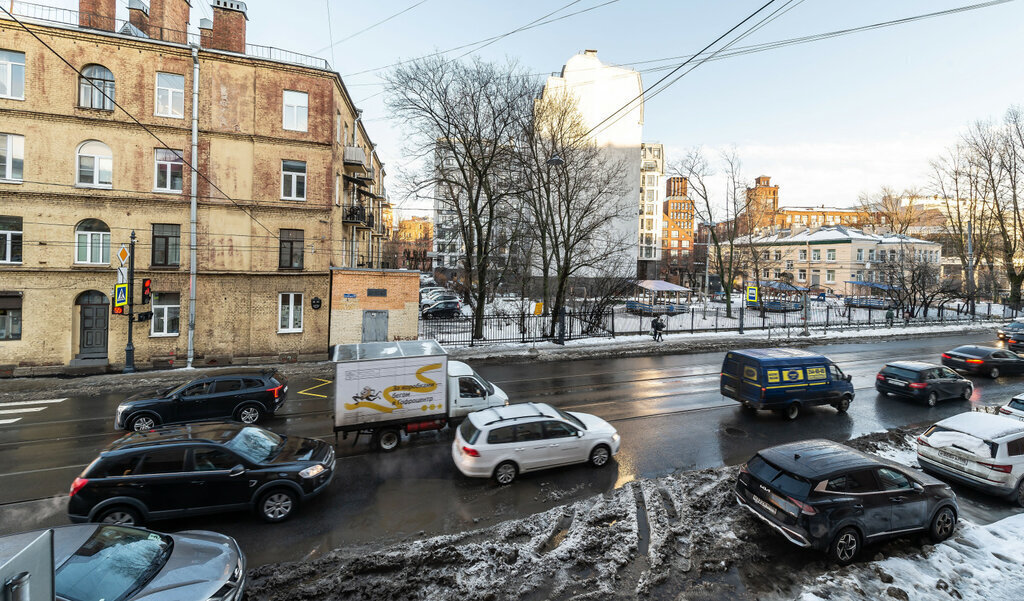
<box><xmin>482</xmin><ymin>402</ymin><xmax>554</xmax><ymax>426</ymax></box>
<box><xmin>108</xmin><ymin>423</ymin><xmax>223</xmax><ymax>450</ymax></box>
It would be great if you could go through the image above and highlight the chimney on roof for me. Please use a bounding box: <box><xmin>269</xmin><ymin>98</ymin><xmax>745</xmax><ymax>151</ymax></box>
<box><xmin>79</xmin><ymin>0</ymin><xmax>117</xmax><ymax>32</ymax></box>
<box><xmin>149</xmin><ymin>0</ymin><xmax>190</xmax><ymax>44</ymax></box>
<box><xmin>127</xmin><ymin>0</ymin><xmax>150</xmax><ymax>36</ymax></box>
<box><xmin>199</xmin><ymin>17</ymin><xmax>213</xmax><ymax>47</ymax></box>
<box><xmin>583</xmin><ymin>49</ymin><xmax>598</xmax><ymax>57</ymax></box>
<box><xmin>207</xmin><ymin>0</ymin><xmax>248</xmax><ymax>54</ymax></box>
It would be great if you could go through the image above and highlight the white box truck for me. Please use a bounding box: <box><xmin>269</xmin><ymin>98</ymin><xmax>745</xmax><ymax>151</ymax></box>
<box><xmin>332</xmin><ymin>340</ymin><xmax>508</xmax><ymax>451</ymax></box>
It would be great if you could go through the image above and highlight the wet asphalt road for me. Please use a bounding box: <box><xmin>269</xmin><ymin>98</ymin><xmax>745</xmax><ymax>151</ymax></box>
<box><xmin>1</xmin><ymin>332</ymin><xmax>1023</xmax><ymax>568</ymax></box>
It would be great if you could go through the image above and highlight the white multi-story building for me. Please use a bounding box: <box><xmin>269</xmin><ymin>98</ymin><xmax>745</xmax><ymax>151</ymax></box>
<box><xmin>639</xmin><ymin>143</ymin><xmax>664</xmax><ymax>276</ymax></box>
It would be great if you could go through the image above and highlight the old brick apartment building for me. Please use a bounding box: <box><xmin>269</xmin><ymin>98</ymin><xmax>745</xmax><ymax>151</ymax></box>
<box><xmin>0</xmin><ymin>0</ymin><xmax>391</xmax><ymax>373</ymax></box>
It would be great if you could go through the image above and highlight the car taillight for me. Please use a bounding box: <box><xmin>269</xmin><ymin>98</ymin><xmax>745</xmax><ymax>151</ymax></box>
<box><xmin>979</xmin><ymin>462</ymin><xmax>1012</xmax><ymax>474</ymax></box>
<box><xmin>966</xmin><ymin>359</ymin><xmax>984</xmax><ymax>364</ymax></box>
<box><xmin>876</xmin><ymin>373</ymin><xmax>886</xmax><ymax>381</ymax></box>
<box><xmin>916</xmin><ymin>436</ymin><xmax>931</xmax><ymax>447</ymax></box>
<box><xmin>462</xmin><ymin>446</ymin><xmax>480</xmax><ymax>457</ymax></box>
<box><xmin>760</xmin><ymin>386</ymin><xmax>766</xmax><ymax>399</ymax></box>
<box><xmin>739</xmin><ymin>462</ymin><xmax>749</xmax><ymax>474</ymax></box>
<box><xmin>941</xmin><ymin>353</ymin><xmax>951</xmax><ymax>359</ymax></box>
<box><xmin>909</xmin><ymin>382</ymin><xmax>928</xmax><ymax>389</ymax></box>
<box><xmin>1010</xmin><ymin>339</ymin><xmax>1019</xmax><ymax>344</ymax></box>
<box><xmin>788</xmin><ymin>496</ymin><xmax>817</xmax><ymax>515</ymax></box>
<box><xmin>999</xmin><ymin>407</ymin><xmax>1013</xmax><ymax>415</ymax></box>
<box><xmin>69</xmin><ymin>477</ymin><xmax>88</xmax><ymax>497</ymax></box>
<box><xmin>267</xmin><ymin>385</ymin><xmax>283</xmax><ymax>399</ymax></box>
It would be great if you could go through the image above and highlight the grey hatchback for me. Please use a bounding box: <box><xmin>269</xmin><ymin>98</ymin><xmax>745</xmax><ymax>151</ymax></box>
<box><xmin>0</xmin><ymin>524</ymin><xmax>245</xmax><ymax>601</ymax></box>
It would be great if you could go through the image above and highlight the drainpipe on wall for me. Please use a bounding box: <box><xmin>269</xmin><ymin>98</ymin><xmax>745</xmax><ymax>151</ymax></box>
<box><xmin>187</xmin><ymin>46</ymin><xmax>200</xmax><ymax>368</ymax></box>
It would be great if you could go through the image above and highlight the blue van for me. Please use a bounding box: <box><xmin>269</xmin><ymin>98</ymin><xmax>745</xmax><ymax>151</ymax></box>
<box><xmin>720</xmin><ymin>348</ymin><xmax>854</xmax><ymax>420</ymax></box>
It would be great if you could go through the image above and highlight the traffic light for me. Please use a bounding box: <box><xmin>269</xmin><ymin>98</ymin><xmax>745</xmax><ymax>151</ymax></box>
<box><xmin>136</xmin><ymin>311</ymin><xmax>154</xmax><ymax>322</ymax></box>
<box><xmin>141</xmin><ymin>278</ymin><xmax>152</xmax><ymax>304</ymax></box>
<box><xmin>112</xmin><ymin>304</ymin><xmax>124</xmax><ymax>315</ymax></box>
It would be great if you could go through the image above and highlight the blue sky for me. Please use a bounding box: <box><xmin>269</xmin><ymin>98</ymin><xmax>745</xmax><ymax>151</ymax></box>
<box><xmin>49</xmin><ymin>1</ymin><xmax>1024</xmax><ymax>212</ymax></box>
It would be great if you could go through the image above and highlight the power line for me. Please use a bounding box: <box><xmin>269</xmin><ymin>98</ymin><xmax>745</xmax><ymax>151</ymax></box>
<box><xmin>0</xmin><ymin>4</ymin><xmax>282</xmax><ymax>240</ymax></box>
<box><xmin>310</xmin><ymin>0</ymin><xmax>430</xmax><ymax>55</ymax></box>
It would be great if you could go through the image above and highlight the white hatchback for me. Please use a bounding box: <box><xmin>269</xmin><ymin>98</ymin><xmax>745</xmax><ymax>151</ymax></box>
<box><xmin>998</xmin><ymin>394</ymin><xmax>1024</xmax><ymax>422</ymax></box>
<box><xmin>916</xmin><ymin>411</ymin><xmax>1024</xmax><ymax>506</ymax></box>
<box><xmin>452</xmin><ymin>402</ymin><xmax>620</xmax><ymax>484</ymax></box>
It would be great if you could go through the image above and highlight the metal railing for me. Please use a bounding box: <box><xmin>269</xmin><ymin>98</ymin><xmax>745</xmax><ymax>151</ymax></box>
<box><xmin>420</xmin><ymin>310</ymin><xmax>615</xmax><ymax>347</ymax></box>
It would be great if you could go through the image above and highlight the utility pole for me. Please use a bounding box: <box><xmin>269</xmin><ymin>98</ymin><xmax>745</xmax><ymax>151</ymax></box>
<box><xmin>124</xmin><ymin>230</ymin><xmax>137</xmax><ymax>373</ymax></box>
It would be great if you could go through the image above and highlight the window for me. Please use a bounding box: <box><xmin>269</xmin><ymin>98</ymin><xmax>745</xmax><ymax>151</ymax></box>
<box><xmin>78</xmin><ymin>64</ymin><xmax>114</xmax><ymax>110</ymax></box>
<box><xmin>774</xmin><ymin>251</ymin><xmax>782</xmax><ymax>260</ymax></box>
<box><xmin>335</xmin><ymin>111</ymin><xmax>341</xmax><ymax>143</ymax></box>
<box><xmin>825</xmin><ymin>470</ymin><xmax>877</xmax><ymax>493</ymax></box>
<box><xmin>798</xmin><ymin>249</ymin><xmax>807</xmax><ymax>260</ymax></box>
<box><xmin>797</xmin><ymin>269</ymin><xmax>807</xmax><ymax>282</ymax></box>
<box><xmin>154</xmin><ymin>72</ymin><xmax>184</xmax><ymax>118</ymax></box>
<box><xmin>826</xmin><ymin>269</ymin><xmax>836</xmax><ymax>283</ymax></box>
<box><xmin>75</xmin><ymin>219</ymin><xmax>110</xmax><ymax>264</ymax></box>
<box><xmin>0</xmin><ymin>133</ymin><xmax>24</xmax><ymax>181</ymax></box>
<box><xmin>281</xmin><ymin>160</ymin><xmax>306</xmax><ymax>200</ymax></box>
<box><xmin>514</xmin><ymin>422</ymin><xmax>543</xmax><ymax>442</ymax></box>
<box><xmin>153</xmin><ymin>148</ymin><xmax>184</xmax><ymax>192</ymax></box>
<box><xmin>76</xmin><ymin>140</ymin><xmax>112</xmax><ymax>187</ymax></box>
<box><xmin>670</xmin><ymin>240</ymin><xmax>679</xmax><ymax>248</ymax></box>
<box><xmin>785</xmin><ymin>260</ymin><xmax>794</xmax><ymax>269</ymax></box>
<box><xmin>827</xmin><ymin>248</ymin><xmax>836</xmax><ymax>261</ymax></box>
<box><xmin>868</xmin><ymin>249</ymin><xmax>876</xmax><ymax>261</ymax></box>
<box><xmin>151</xmin><ymin>224</ymin><xmax>180</xmax><ymax>267</ymax></box>
<box><xmin>0</xmin><ymin>293</ymin><xmax>21</xmax><ymax>340</ymax></box>
<box><xmin>458</xmin><ymin>377</ymin><xmax>484</xmax><ymax>397</ymax></box>
<box><xmin>487</xmin><ymin>426</ymin><xmax>515</xmax><ymax>445</ymax></box>
<box><xmin>278</xmin><ymin>292</ymin><xmax>303</xmax><ymax>333</ymax></box>
<box><xmin>543</xmin><ymin>421</ymin><xmax>577</xmax><ymax>439</ymax></box>
<box><xmin>876</xmin><ymin>467</ymin><xmax>912</xmax><ymax>491</ymax></box>
<box><xmin>856</xmin><ymin>248</ymin><xmax>864</xmax><ymax>261</ymax></box>
<box><xmin>279</xmin><ymin>229</ymin><xmax>304</xmax><ymax>269</ymax></box>
<box><xmin>283</xmin><ymin>90</ymin><xmax>308</xmax><ymax>132</ymax></box>
<box><xmin>1006</xmin><ymin>437</ymin><xmax>1024</xmax><ymax>458</ymax></box>
<box><xmin>809</xmin><ymin>249</ymin><xmax>819</xmax><ymax>261</ymax></box>
<box><xmin>151</xmin><ymin>292</ymin><xmax>180</xmax><ymax>336</ymax></box>
<box><xmin>215</xmin><ymin>379</ymin><xmax>244</xmax><ymax>393</ymax></box>
<box><xmin>137</xmin><ymin>449</ymin><xmax>185</xmax><ymax>475</ymax></box>
<box><xmin>192</xmin><ymin>448</ymin><xmax>236</xmax><ymax>471</ymax></box>
<box><xmin>0</xmin><ymin>216</ymin><xmax>22</xmax><ymax>263</ymax></box>
<box><xmin>0</xmin><ymin>50</ymin><xmax>25</xmax><ymax>99</ymax></box>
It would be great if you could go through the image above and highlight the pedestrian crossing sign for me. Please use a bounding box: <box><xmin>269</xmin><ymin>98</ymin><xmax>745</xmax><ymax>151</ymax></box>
<box><xmin>114</xmin><ymin>283</ymin><xmax>128</xmax><ymax>308</ymax></box>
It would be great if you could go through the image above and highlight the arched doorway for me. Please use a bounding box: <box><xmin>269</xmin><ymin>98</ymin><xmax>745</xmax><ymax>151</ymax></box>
<box><xmin>75</xmin><ymin>290</ymin><xmax>108</xmax><ymax>360</ymax></box>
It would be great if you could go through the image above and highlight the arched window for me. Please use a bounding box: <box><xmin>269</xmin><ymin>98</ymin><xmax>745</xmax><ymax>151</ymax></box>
<box><xmin>76</xmin><ymin>140</ymin><xmax>112</xmax><ymax>187</ymax></box>
<box><xmin>79</xmin><ymin>65</ymin><xmax>114</xmax><ymax>110</ymax></box>
<box><xmin>75</xmin><ymin>219</ymin><xmax>110</xmax><ymax>264</ymax></box>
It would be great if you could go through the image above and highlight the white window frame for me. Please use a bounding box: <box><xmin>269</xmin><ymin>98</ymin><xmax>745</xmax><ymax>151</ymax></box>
<box><xmin>797</xmin><ymin>269</ymin><xmax>807</xmax><ymax>282</ymax></box>
<box><xmin>826</xmin><ymin>269</ymin><xmax>836</xmax><ymax>283</ymax></box>
<box><xmin>811</xmin><ymin>249</ymin><xmax>821</xmax><ymax>261</ymax></box>
<box><xmin>0</xmin><ymin>50</ymin><xmax>26</xmax><ymax>100</ymax></box>
<box><xmin>278</xmin><ymin>292</ymin><xmax>303</xmax><ymax>333</ymax></box>
<box><xmin>154</xmin><ymin>72</ymin><xmax>185</xmax><ymax>119</ymax></box>
<box><xmin>76</xmin><ymin>141</ymin><xmax>112</xmax><ymax>188</ymax></box>
<box><xmin>153</xmin><ymin>148</ymin><xmax>184</xmax><ymax>193</ymax></box>
<box><xmin>0</xmin><ymin>216</ymin><xmax>22</xmax><ymax>264</ymax></box>
<box><xmin>75</xmin><ymin>229</ymin><xmax>110</xmax><ymax>264</ymax></box>
<box><xmin>281</xmin><ymin>160</ymin><xmax>307</xmax><ymax>200</ymax></box>
<box><xmin>0</xmin><ymin>133</ymin><xmax>24</xmax><ymax>181</ymax></box>
<box><xmin>283</xmin><ymin>90</ymin><xmax>308</xmax><ymax>132</ymax></box>
<box><xmin>150</xmin><ymin>292</ymin><xmax>180</xmax><ymax>337</ymax></box>
<box><xmin>798</xmin><ymin>249</ymin><xmax>807</xmax><ymax>260</ymax></box>
<box><xmin>827</xmin><ymin>248</ymin><xmax>836</xmax><ymax>262</ymax></box>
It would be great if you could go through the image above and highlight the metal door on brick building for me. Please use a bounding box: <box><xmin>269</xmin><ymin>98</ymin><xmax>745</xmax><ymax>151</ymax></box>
<box><xmin>362</xmin><ymin>310</ymin><xmax>388</xmax><ymax>342</ymax></box>
<box><xmin>76</xmin><ymin>290</ymin><xmax>108</xmax><ymax>359</ymax></box>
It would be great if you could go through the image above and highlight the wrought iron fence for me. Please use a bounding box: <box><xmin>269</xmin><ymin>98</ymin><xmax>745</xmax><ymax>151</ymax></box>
<box><xmin>419</xmin><ymin>310</ymin><xmax>615</xmax><ymax>347</ymax></box>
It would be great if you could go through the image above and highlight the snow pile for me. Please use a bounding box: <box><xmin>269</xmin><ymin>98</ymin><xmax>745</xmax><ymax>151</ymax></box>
<box><xmin>786</xmin><ymin>514</ymin><xmax>1024</xmax><ymax>601</ymax></box>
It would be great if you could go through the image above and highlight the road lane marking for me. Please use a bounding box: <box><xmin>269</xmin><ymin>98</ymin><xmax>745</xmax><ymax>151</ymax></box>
<box><xmin>298</xmin><ymin>378</ymin><xmax>332</xmax><ymax>399</ymax></box>
<box><xmin>0</xmin><ymin>407</ymin><xmax>47</xmax><ymax>415</ymax></box>
<box><xmin>0</xmin><ymin>398</ymin><xmax>68</xmax><ymax>407</ymax></box>
<box><xmin>0</xmin><ymin>418</ymin><xmax>21</xmax><ymax>425</ymax></box>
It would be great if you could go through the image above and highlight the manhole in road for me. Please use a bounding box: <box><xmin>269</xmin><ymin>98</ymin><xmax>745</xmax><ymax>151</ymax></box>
<box><xmin>723</xmin><ymin>427</ymin><xmax>747</xmax><ymax>437</ymax></box>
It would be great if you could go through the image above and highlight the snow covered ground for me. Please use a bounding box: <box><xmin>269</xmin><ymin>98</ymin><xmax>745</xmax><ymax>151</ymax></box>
<box><xmin>244</xmin><ymin>428</ymin><xmax>1024</xmax><ymax>601</ymax></box>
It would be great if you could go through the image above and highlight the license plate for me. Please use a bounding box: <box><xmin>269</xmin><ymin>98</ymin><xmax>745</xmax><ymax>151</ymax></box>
<box><xmin>888</xmin><ymin>379</ymin><xmax>907</xmax><ymax>387</ymax></box>
<box><xmin>938</xmin><ymin>450</ymin><xmax>969</xmax><ymax>467</ymax></box>
<box><xmin>751</xmin><ymin>494</ymin><xmax>777</xmax><ymax>515</ymax></box>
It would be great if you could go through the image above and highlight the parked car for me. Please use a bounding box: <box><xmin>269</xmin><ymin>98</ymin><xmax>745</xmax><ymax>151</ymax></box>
<box><xmin>1007</xmin><ymin>335</ymin><xmax>1024</xmax><ymax>353</ymax></box>
<box><xmin>998</xmin><ymin>394</ymin><xmax>1024</xmax><ymax>421</ymax></box>
<box><xmin>720</xmin><ymin>348</ymin><xmax>854</xmax><ymax>420</ymax></box>
<box><xmin>452</xmin><ymin>402</ymin><xmax>620</xmax><ymax>484</ymax></box>
<box><xmin>875</xmin><ymin>361</ymin><xmax>972</xmax><ymax>406</ymax></box>
<box><xmin>69</xmin><ymin>422</ymin><xmax>335</xmax><ymax>525</ymax></box>
<box><xmin>115</xmin><ymin>369</ymin><xmax>288</xmax><ymax>431</ymax></box>
<box><xmin>735</xmin><ymin>439</ymin><xmax>958</xmax><ymax>565</ymax></box>
<box><xmin>422</xmin><ymin>300</ymin><xmax>462</xmax><ymax>319</ymax></box>
<box><xmin>0</xmin><ymin>524</ymin><xmax>245</xmax><ymax>601</ymax></box>
<box><xmin>941</xmin><ymin>345</ymin><xmax>1024</xmax><ymax>378</ymax></box>
<box><xmin>997</xmin><ymin>321</ymin><xmax>1024</xmax><ymax>340</ymax></box>
<box><xmin>419</xmin><ymin>287</ymin><xmax>446</xmax><ymax>301</ymax></box>
<box><xmin>421</xmin><ymin>292</ymin><xmax>461</xmax><ymax>308</ymax></box>
<box><xmin>916</xmin><ymin>412</ymin><xmax>1024</xmax><ymax>506</ymax></box>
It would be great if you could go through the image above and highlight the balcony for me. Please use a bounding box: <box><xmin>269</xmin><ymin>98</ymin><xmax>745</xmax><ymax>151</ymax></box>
<box><xmin>343</xmin><ymin>146</ymin><xmax>368</xmax><ymax>171</ymax></box>
<box><xmin>342</xmin><ymin>203</ymin><xmax>368</xmax><ymax>225</ymax></box>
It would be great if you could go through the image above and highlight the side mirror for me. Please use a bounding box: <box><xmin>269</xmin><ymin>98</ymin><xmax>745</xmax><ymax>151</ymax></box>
<box><xmin>912</xmin><ymin>481</ymin><xmax>924</xmax><ymax>492</ymax></box>
<box><xmin>228</xmin><ymin>464</ymin><xmax>245</xmax><ymax>477</ymax></box>
<box><xmin>845</xmin><ymin>374</ymin><xmax>852</xmax><ymax>382</ymax></box>
<box><xmin>577</xmin><ymin>430</ymin><xmax>585</xmax><ymax>438</ymax></box>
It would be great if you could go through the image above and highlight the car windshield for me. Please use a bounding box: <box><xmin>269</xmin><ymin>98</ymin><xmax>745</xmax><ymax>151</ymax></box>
<box><xmin>55</xmin><ymin>525</ymin><xmax>172</xmax><ymax>601</ymax></box>
<box><xmin>554</xmin><ymin>407</ymin><xmax>585</xmax><ymax>430</ymax></box>
<box><xmin>1008</xmin><ymin>398</ymin><xmax>1024</xmax><ymax>412</ymax></box>
<box><xmin>458</xmin><ymin>419</ymin><xmax>480</xmax><ymax>444</ymax></box>
<box><xmin>881</xmin><ymin>366</ymin><xmax>920</xmax><ymax>380</ymax></box>
<box><xmin>224</xmin><ymin>426</ymin><xmax>284</xmax><ymax>463</ymax></box>
<box><xmin>747</xmin><ymin>455</ymin><xmax>813</xmax><ymax>500</ymax></box>
<box><xmin>163</xmin><ymin>379</ymin><xmax>197</xmax><ymax>397</ymax></box>
<box><xmin>471</xmin><ymin>369</ymin><xmax>494</xmax><ymax>395</ymax></box>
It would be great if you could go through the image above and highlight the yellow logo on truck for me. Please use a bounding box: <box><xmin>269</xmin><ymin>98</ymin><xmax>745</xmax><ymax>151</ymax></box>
<box><xmin>782</xmin><ymin>369</ymin><xmax>804</xmax><ymax>382</ymax></box>
<box><xmin>807</xmin><ymin>367</ymin><xmax>827</xmax><ymax>381</ymax></box>
<box><xmin>344</xmin><ymin>363</ymin><xmax>442</xmax><ymax>413</ymax></box>
<box><xmin>743</xmin><ymin>366</ymin><xmax>758</xmax><ymax>381</ymax></box>
<box><xmin>766</xmin><ymin>370</ymin><xmax>780</xmax><ymax>383</ymax></box>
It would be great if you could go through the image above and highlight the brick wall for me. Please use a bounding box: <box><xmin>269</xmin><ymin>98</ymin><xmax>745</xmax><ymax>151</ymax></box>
<box><xmin>329</xmin><ymin>270</ymin><xmax>419</xmax><ymax>344</ymax></box>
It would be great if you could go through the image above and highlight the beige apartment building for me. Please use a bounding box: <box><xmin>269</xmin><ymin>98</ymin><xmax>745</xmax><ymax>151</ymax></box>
<box><xmin>0</xmin><ymin>0</ymin><xmax>391</xmax><ymax>373</ymax></box>
<box><xmin>734</xmin><ymin>226</ymin><xmax>942</xmax><ymax>294</ymax></box>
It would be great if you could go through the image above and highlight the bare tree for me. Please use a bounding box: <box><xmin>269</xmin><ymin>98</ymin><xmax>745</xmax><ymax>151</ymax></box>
<box><xmin>856</xmin><ymin>186</ymin><xmax>928</xmax><ymax>235</ymax></box>
<box><xmin>385</xmin><ymin>56</ymin><xmax>534</xmax><ymax>338</ymax></box>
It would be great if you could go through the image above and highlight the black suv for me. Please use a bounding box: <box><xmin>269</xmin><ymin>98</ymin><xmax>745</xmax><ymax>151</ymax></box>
<box><xmin>875</xmin><ymin>361</ymin><xmax>972</xmax><ymax>406</ymax></box>
<box><xmin>115</xmin><ymin>369</ymin><xmax>288</xmax><ymax>431</ymax></box>
<box><xmin>942</xmin><ymin>345</ymin><xmax>1024</xmax><ymax>378</ymax></box>
<box><xmin>69</xmin><ymin>422</ymin><xmax>334</xmax><ymax>525</ymax></box>
<box><xmin>735</xmin><ymin>440</ymin><xmax>958</xmax><ymax>564</ymax></box>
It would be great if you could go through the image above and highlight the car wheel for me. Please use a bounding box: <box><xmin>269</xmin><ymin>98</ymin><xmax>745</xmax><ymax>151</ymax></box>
<box><xmin>97</xmin><ymin>506</ymin><xmax>142</xmax><ymax>527</ymax></box>
<box><xmin>929</xmin><ymin>506</ymin><xmax>956</xmax><ymax>542</ymax></box>
<box><xmin>961</xmin><ymin>385</ymin><xmax>972</xmax><ymax>401</ymax></box>
<box><xmin>990</xmin><ymin>367</ymin><xmax>1000</xmax><ymax>378</ymax></box>
<box><xmin>128</xmin><ymin>414</ymin><xmax>158</xmax><ymax>432</ymax></box>
<box><xmin>237</xmin><ymin>404</ymin><xmax>262</xmax><ymax>424</ymax></box>
<box><xmin>927</xmin><ymin>392</ymin><xmax>939</xmax><ymax>407</ymax></box>
<box><xmin>589</xmin><ymin>444</ymin><xmax>611</xmax><ymax>468</ymax></box>
<box><xmin>259</xmin><ymin>489</ymin><xmax>297</xmax><ymax>523</ymax></box>
<box><xmin>835</xmin><ymin>396</ymin><xmax>851</xmax><ymax>413</ymax></box>
<box><xmin>494</xmin><ymin>461</ymin><xmax>518</xmax><ymax>485</ymax></box>
<box><xmin>783</xmin><ymin>402</ymin><xmax>800</xmax><ymax>420</ymax></box>
<box><xmin>828</xmin><ymin>527</ymin><xmax>861</xmax><ymax>565</ymax></box>
<box><xmin>1015</xmin><ymin>479</ymin><xmax>1024</xmax><ymax>508</ymax></box>
<box><xmin>376</xmin><ymin>429</ymin><xmax>401</xmax><ymax>452</ymax></box>
<box><xmin>741</xmin><ymin>402</ymin><xmax>758</xmax><ymax>413</ymax></box>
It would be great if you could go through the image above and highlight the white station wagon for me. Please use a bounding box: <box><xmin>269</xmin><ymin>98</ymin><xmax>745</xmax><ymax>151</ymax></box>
<box><xmin>452</xmin><ymin>402</ymin><xmax>620</xmax><ymax>484</ymax></box>
<box><xmin>916</xmin><ymin>411</ymin><xmax>1024</xmax><ymax>506</ymax></box>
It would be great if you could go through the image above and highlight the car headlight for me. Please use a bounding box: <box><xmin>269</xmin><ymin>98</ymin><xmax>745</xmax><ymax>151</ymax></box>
<box><xmin>299</xmin><ymin>464</ymin><xmax>326</xmax><ymax>479</ymax></box>
<box><xmin>116</xmin><ymin>405</ymin><xmax>126</xmax><ymax>420</ymax></box>
<box><xmin>611</xmin><ymin>433</ymin><xmax>620</xmax><ymax>442</ymax></box>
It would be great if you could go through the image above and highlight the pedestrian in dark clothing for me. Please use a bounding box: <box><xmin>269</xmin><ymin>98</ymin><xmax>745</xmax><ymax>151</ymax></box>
<box><xmin>885</xmin><ymin>308</ymin><xmax>894</xmax><ymax>327</ymax></box>
<box><xmin>903</xmin><ymin>310</ymin><xmax>911</xmax><ymax>326</ymax></box>
<box><xmin>652</xmin><ymin>316</ymin><xmax>665</xmax><ymax>342</ymax></box>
